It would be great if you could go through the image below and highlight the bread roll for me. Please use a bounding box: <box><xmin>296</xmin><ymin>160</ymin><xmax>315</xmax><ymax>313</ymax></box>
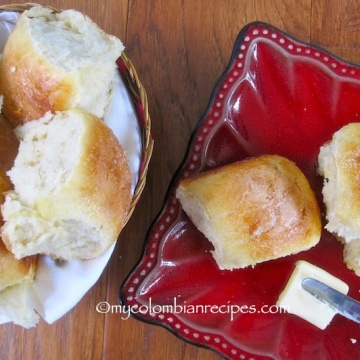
<box><xmin>1</xmin><ymin>108</ymin><xmax>132</xmax><ymax>260</ymax></box>
<box><xmin>176</xmin><ymin>155</ymin><xmax>321</xmax><ymax>270</ymax></box>
<box><xmin>318</xmin><ymin>122</ymin><xmax>360</xmax><ymax>276</ymax></box>
<box><xmin>0</xmin><ymin>170</ymin><xmax>38</xmax><ymax>328</ymax></box>
<box><xmin>0</xmin><ymin>6</ymin><xmax>124</xmax><ymax>127</ymax></box>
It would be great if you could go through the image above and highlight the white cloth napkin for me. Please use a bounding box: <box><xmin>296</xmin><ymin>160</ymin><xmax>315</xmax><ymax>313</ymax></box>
<box><xmin>0</xmin><ymin>11</ymin><xmax>142</xmax><ymax>324</ymax></box>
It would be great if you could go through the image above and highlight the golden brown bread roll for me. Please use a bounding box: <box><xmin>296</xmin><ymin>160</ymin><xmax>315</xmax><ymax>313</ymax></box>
<box><xmin>318</xmin><ymin>122</ymin><xmax>360</xmax><ymax>276</ymax></box>
<box><xmin>176</xmin><ymin>155</ymin><xmax>321</xmax><ymax>270</ymax></box>
<box><xmin>0</xmin><ymin>6</ymin><xmax>124</xmax><ymax>127</ymax></box>
<box><xmin>1</xmin><ymin>109</ymin><xmax>132</xmax><ymax>260</ymax></box>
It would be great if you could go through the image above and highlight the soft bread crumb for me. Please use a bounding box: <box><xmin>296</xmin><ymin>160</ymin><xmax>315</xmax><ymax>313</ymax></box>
<box><xmin>0</xmin><ymin>282</ymin><xmax>39</xmax><ymax>328</ymax></box>
<box><xmin>1</xmin><ymin>109</ymin><xmax>132</xmax><ymax>260</ymax></box>
<box><xmin>318</xmin><ymin>123</ymin><xmax>360</xmax><ymax>276</ymax></box>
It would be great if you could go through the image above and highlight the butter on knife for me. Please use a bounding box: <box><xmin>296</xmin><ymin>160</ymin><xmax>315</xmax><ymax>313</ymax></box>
<box><xmin>276</xmin><ymin>260</ymin><xmax>349</xmax><ymax>330</ymax></box>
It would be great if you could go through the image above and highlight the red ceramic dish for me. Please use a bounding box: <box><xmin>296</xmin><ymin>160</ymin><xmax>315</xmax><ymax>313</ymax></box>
<box><xmin>120</xmin><ymin>22</ymin><xmax>360</xmax><ymax>359</ymax></box>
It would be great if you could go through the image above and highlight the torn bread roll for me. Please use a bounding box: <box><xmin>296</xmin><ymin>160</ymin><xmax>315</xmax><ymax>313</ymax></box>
<box><xmin>0</xmin><ymin>6</ymin><xmax>124</xmax><ymax>127</ymax></box>
<box><xmin>176</xmin><ymin>155</ymin><xmax>321</xmax><ymax>270</ymax></box>
<box><xmin>0</xmin><ymin>170</ymin><xmax>38</xmax><ymax>328</ymax></box>
<box><xmin>1</xmin><ymin>108</ymin><xmax>132</xmax><ymax>260</ymax></box>
<box><xmin>318</xmin><ymin>122</ymin><xmax>360</xmax><ymax>276</ymax></box>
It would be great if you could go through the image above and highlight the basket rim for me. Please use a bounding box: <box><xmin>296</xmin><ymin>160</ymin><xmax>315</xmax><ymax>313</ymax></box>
<box><xmin>0</xmin><ymin>2</ymin><xmax>154</xmax><ymax>225</ymax></box>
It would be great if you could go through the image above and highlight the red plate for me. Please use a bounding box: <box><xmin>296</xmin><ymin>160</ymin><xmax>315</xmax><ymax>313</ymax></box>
<box><xmin>120</xmin><ymin>22</ymin><xmax>360</xmax><ymax>359</ymax></box>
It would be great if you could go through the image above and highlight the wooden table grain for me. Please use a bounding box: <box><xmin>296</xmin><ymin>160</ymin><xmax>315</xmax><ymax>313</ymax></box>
<box><xmin>0</xmin><ymin>1</ymin><xmax>359</xmax><ymax>359</ymax></box>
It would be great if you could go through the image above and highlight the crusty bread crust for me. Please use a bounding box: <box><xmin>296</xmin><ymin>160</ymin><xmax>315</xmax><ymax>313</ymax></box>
<box><xmin>176</xmin><ymin>155</ymin><xmax>321</xmax><ymax>270</ymax></box>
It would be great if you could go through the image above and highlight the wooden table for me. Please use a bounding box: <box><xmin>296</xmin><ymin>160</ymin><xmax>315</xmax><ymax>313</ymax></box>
<box><xmin>0</xmin><ymin>1</ymin><xmax>359</xmax><ymax>359</ymax></box>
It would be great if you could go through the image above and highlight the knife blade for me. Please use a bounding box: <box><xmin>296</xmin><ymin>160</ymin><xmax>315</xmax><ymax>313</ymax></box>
<box><xmin>301</xmin><ymin>277</ymin><xmax>360</xmax><ymax>324</ymax></box>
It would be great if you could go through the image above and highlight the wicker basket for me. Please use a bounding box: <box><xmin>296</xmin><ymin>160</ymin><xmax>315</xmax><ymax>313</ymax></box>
<box><xmin>0</xmin><ymin>3</ymin><xmax>154</xmax><ymax>225</ymax></box>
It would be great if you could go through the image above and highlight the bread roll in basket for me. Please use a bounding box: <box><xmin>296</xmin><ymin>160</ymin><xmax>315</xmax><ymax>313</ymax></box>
<box><xmin>0</xmin><ymin>2</ymin><xmax>153</xmax><ymax>226</ymax></box>
<box><xmin>0</xmin><ymin>3</ymin><xmax>153</xmax><ymax>327</ymax></box>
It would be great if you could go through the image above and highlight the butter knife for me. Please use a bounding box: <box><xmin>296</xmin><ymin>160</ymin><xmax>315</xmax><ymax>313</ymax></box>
<box><xmin>301</xmin><ymin>277</ymin><xmax>360</xmax><ymax>324</ymax></box>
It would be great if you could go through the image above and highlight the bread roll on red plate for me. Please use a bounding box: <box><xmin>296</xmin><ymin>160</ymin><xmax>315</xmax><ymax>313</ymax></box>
<box><xmin>176</xmin><ymin>155</ymin><xmax>321</xmax><ymax>270</ymax></box>
<box><xmin>0</xmin><ymin>6</ymin><xmax>124</xmax><ymax>127</ymax></box>
<box><xmin>1</xmin><ymin>109</ymin><xmax>132</xmax><ymax>260</ymax></box>
<box><xmin>318</xmin><ymin>123</ymin><xmax>360</xmax><ymax>276</ymax></box>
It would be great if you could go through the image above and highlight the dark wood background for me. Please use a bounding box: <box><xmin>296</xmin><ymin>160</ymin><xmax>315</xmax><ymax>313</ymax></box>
<box><xmin>0</xmin><ymin>1</ymin><xmax>359</xmax><ymax>359</ymax></box>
